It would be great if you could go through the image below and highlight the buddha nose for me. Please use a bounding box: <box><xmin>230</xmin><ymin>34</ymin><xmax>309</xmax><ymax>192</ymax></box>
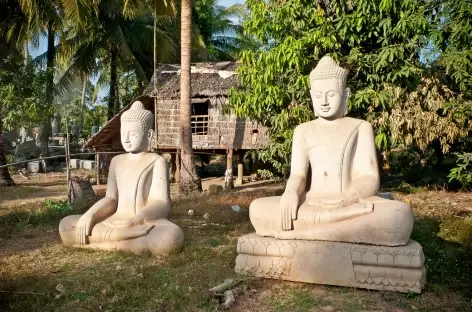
<box><xmin>124</xmin><ymin>133</ymin><xmax>130</xmax><ymax>143</ymax></box>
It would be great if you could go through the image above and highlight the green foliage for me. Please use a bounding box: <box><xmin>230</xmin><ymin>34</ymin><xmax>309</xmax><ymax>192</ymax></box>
<box><xmin>432</xmin><ymin>0</ymin><xmax>472</xmax><ymax>98</ymax></box>
<box><xmin>256</xmin><ymin>169</ymin><xmax>283</xmax><ymax>182</ymax></box>
<box><xmin>266</xmin><ymin>288</ymin><xmax>320</xmax><ymax>312</ymax></box>
<box><xmin>229</xmin><ymin>0</ymin><xmax>470</xmax><ymax>176</ymax></box>
<box><xmin>16</xmin><ymin>199</ymin><xmax>72</xmax><ymax>229</ymax></box>
<box><xmin>43</xmin><ymin>199</ymin><xmax>73</xmax><ymax>215</ymax></box>
<box><xmin>448</xmin><ymin>153</ymin><xmax>472</xmax><ymax>189</ymax></box>
<box><xmin>440</xmin><ymin>216</ymin><xmax>472</xmax><ymax>246</ymax></box>
<box><xmin>6</xmin><ymin>154</ymin><xmax>13</xmax><ymax>174</ymax></box>
<box><xmin>193</xmin><ymin>0</ymin><xmax>259</xmax><ymax>61</ymax></box>
<box><xmin>0</xmin><ymin>49</ymin><xmax>53</xmax><ymax>130</ymax></box>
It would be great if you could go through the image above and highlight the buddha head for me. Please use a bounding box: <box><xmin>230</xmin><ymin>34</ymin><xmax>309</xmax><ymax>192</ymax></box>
<box><xmin>120</xmin><ymin>101</ymin><xmax>154</xmax><ymax>153</ymax></box>
<box><xmin>309</xmin><ymin>56</ymin><xmax>350</xmax><ymax>120</ymax></box>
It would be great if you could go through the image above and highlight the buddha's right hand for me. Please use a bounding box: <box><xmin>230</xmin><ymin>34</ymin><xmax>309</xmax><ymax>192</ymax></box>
<box><xmin>280</xmin><ymin>192</ymin><xmax>299</xmax><ymax>231</ymax></box>
<box><xmin>76</xmin><ymin>213</ymin><xmax>94</xmax><ymax>244</ymax></box>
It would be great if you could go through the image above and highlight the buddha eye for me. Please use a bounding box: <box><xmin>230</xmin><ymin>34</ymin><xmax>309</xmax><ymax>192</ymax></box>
<box><xmin>327</xmin><ymin>91</ymin><xmax>336</xmax><ymax>97</ymax></box>
<box><xmin>315</xmin><ymin>91</ymin><xmax>322</xmax><ymax>98</ymax></box>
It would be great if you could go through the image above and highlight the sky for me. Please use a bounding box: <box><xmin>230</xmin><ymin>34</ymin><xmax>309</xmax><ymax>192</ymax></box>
<box><xmin>30</xmin><ymin>0</ymin><xmax>244</xmax><ymax>58</ymax></box>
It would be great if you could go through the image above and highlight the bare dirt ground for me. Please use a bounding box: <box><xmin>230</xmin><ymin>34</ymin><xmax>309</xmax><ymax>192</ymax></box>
<box><xmin>0</xmin><ymin>173</ymin><xmax>471</xmax><ymax>311</ymax></box>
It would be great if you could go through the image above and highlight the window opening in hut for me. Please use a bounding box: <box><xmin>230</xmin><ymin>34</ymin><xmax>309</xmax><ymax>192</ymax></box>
<box><xmin>191</xmin><ymin>99</ymin><xmax>209</xmax><ymax>135</ymax></box>
<box><xmin>252</xmin><ymin>129</ymin><xmax>259</xmax><ymax>144</ymax></box>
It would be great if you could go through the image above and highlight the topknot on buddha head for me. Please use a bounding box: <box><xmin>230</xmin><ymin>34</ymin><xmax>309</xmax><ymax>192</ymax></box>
<box><xmin>121</xmin><ymin>101</ymin><xmax>154</xmax><ymax>134</ymax></box>
<box><xmin>309</xmin><ymin>56</ymin><xmax>349</xmax><ymax>92</ymax></box>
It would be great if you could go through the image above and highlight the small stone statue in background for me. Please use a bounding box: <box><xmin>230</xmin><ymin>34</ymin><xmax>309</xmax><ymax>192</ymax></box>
<box><xmin>19</xmin><ymin>126</ymin><xmax>28</xmax><ymax>143</ymax></box>
<box><xmin>71</xmin><ymin>121</ymin><xmax>79</xmax><ymax>139</ymax></box>
<box><xmin>51</xmin><ymin>113</ymin><xmax>61</xmax><ymax>136</ymax></box>
<box><xmin>59</xmin><ymin>101</ymin><xmax>184</xmax><ymax>256</ymax></box>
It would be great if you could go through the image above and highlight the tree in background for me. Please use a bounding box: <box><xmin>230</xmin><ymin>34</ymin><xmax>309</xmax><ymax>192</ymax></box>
<box><xmin>193</xmin><ymin>0</ymin><xmax>257</xmax><ymax>61</ymax></box>
<box><xmin>180</xmin><ymin>0</ymin><xmax>202</xmax><ymax>193</ymax></box>
<box><xmin>429</xmin><ymin>0</ymin><xmax>472</xmax><ymax>188</ymax></box>
<box><xmin>57</xmin><ymin>0</ymin><xmax>179</xmax><ymax>121</ymax></box>
<box><xmin>230</xmin><ymin>0</ymin><xmax>471</xmax><ymax>177</ymax></box>
<box><xmin>0</xmin><ymin>40</ymin><xmax>51</xmax><ymax>186</ymax></box>
<box><xmin>18</xmin><ymin>0</ymin><xmax>67</xmax><ymax>157</ymax></box>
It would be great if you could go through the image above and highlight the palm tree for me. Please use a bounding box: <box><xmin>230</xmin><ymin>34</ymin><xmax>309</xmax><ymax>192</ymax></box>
<box><xmin>180</xmin><ymin>0</ymin><xmax>202</xmax><ymax>193</ymax></box>
<box><xmin>193</xmin><ymin>1</ymin><xmax>252</xmax><ymax>61</ymax></box>
<box><xmin>58</xmin><ymin>0</ymin><xmax>179</xmax><ymax>120</ymax></box>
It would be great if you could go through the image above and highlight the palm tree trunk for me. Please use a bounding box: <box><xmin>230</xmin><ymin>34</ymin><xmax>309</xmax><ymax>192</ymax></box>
<box><xmin>179</xmin><ymin>0</ymin><xmax>201</xmax><ymax>193</ymax></box>
<box><xmin>107</xmin><ymin>45</ymin><xmax>118</xmax><ymax>121</ymax></box>
<box><xmin>23</xmin><ymin>43</ymin><xmax>28</xmax><ymax>66</ymax></box>
<box><xmin>79</xmin><ymin>77</ymin><xmax>87</xmax><ymax>135</ymax></box>
<box><xmin>0</xmin><ymin>112</ymin><xmax>14</xmax><ymax>187</ymax></box>
<box><xmin>39</xmin><ymin>25</ymin><xmax>55</xmax><ymax>159</ymax></box>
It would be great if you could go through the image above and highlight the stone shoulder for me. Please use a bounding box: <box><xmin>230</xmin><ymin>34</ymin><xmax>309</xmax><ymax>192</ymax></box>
<box><xmin>294</xmin><ymin>120</ymin><xmax>316</xmax><ymax>134</ymax></box>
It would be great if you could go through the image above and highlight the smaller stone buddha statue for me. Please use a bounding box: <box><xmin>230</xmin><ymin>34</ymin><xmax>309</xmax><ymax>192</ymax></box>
<box><xmin>59</xmin><ymin>101</ymin><xmax>184</xmax><ymax>255</ymax></box>
<box><xmin>249</xmin><ymin>56</ymin><xmax>414</xmax><ymax>247</ymax></box>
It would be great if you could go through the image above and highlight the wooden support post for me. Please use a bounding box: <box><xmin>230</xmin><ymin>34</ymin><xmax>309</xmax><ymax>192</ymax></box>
<box><xmin>175</xmin><ymin>150</ymin><xmax>181</xmax><ymax>184</ymax></box>
<box><xmin>199</xmin><ymin>154</ymin><xmax>205</xmax><ymax>177</ymax></box>
<box><xmin>170</xmin><ymin>152</ymin><xmax>177</xmax><ymax>183</ymax></box>
<box><xmin>248</xmin><ymin>156</ymin><xmax>254</xmax><ymax>174</ymax></box>
<box><xmin>153</xmin><ymin>98</ymin><xmax>158</xmax><ymax>151</ymax></box>
<box><xmin>236</xmin><ymin>150</ymin><xmax>244</xmax><ymax>185</ymax></box>
<box><xmin>95</xmin><ymin>150</ymin><xmax>101</xmax><ymax>185</ymax></box>
<box><xmin>225</xmin><ymin>148</ymin><xmax>234</xmax><ymax>190</ymax></box>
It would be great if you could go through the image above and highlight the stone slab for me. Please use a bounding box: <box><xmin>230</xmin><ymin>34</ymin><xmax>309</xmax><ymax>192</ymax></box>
<box><xmin>235</xmin><ymin>233</ymin><xmax>426</xmax><ymax>293</ymax></box>
<box><xmin>69</xmin><ymin>159</ymin><xmax>81</xmax><ymax>169</ymax></box>
<box><xmin>82</xmin><ymin>160</ymin><xmax>96</xmax><ymax>170</ymax></box>
<box><xmin>27</xmin><ymin>161</ymin><xmax>41</xmax><ymax>173</ymax></box>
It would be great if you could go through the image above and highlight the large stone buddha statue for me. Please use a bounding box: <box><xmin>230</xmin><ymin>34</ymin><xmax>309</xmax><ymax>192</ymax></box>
<box><xmin>59</xmin><ymin>101</ymin><xmax>184</xmax><ymax>256</ymax></box>
<box><xmin>235</xmin><ymin>56</ymin><xmax>426</xmax><ymax>293</ymax></box>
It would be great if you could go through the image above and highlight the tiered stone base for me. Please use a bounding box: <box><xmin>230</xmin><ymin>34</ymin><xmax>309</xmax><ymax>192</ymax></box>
<box><xmin>235</xmin><ymin>233</ymin><xmax>426</xmax><ymax>293</ymax></box>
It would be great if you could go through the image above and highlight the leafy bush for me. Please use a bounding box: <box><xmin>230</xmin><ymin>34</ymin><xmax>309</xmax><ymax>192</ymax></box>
<box><xmin>6</xmin><ymin>154</ymin><xmax>13</xmax><ymax>174</ymax></box>
<box><xmin>448</xmin><ymin>153</ymin><xmax>472</xmax><ymax>189</ymax></box>
<box><xmin>15</xmin><ymin>200</ymin><xmax>72</xmax><ymax>229</ymax></box>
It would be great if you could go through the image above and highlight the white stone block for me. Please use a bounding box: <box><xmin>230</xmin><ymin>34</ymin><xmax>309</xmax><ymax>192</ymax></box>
<box><xmin>82</xmin><ymin>160</ymin><xmax>96</xmax><ymax>170</ymax></box>
<box><xmin>69</xmin><ymin>159</ymin><xmax>81</xmax><ymax>169</ymax></box>
<box><xmin>27</xmin><ymin>161</ymin><xmax>40</xmax><ymax>173</ymax></box>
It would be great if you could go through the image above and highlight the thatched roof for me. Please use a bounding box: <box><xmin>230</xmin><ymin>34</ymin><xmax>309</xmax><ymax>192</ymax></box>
<box><xmin>84</xmin><ymin>61</ymin><xmax>241</xmax><ymax>150</ymax></box>
<box><xmin>83</xmin><ymin>96</ymin><xmax>153</xmax><ymax>149</ymax></box>
<box><xmin>142</xmin><ymin>61</ymin><xmax>239</xmax><ymax>99</ymax></box>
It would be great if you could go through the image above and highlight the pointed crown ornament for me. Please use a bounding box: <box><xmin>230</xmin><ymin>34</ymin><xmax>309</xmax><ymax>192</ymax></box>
<box><xmin>309</xmin><ymin>56</ymin><xmax>349</xmax><ymax>91</ymax></box>
<box><xmin>121</xmin><ymin>101</ymin><xmax>154</xmax><ymax>134</ymax></box>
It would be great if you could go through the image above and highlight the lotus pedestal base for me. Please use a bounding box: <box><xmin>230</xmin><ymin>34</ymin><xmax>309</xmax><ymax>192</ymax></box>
<box><xmin>235</xmin><ymin>233</ymin><xmax>426</xmax><ymax>293</ymax></box>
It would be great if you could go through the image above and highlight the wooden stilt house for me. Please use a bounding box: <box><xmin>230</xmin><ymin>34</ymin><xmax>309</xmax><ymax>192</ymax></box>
<box><xmin>84</xmin><ymin>61</ymin><xmax>269</xmax><ymax>183</ymax></box>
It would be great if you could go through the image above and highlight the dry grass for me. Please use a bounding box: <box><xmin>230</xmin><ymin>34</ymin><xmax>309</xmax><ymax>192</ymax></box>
<box><xmin>0</xmin><ymin>177</ymin><xmax>471</xmax><ymax>311</ymax></box>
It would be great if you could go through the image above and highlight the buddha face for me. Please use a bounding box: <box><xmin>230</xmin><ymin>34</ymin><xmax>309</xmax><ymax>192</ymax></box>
<box><xmin>121</xmin><ymin>121</ymin><xmax>148</xmax><ymax>153</ymax></box>
<box><xmin>310</xmin><ymin>78</ymin><xmax>347</xmax><ymax>119</ymax></box>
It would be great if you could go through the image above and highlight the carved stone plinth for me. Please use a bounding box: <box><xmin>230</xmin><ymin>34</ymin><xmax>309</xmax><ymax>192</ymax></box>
<box><xmin>235</xmin><ymin>233</ymin><xmax>426</xmax><ymax>293</ymax></box>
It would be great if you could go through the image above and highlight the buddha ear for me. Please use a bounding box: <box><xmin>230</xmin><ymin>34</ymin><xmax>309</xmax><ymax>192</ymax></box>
<box><xmin>147</xmin><ymin>129</ymin><xmax>154</xmax><ymax>150</ymax></box>
<box><xmin>147</xmin><ymin>129</ymin><xmax>154</xmax><ymax>141</ymax></box>
<box><xmin>343</xmin><ymin>87</ymin><xmax>351</xmax><ymax>116</ymax></box>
